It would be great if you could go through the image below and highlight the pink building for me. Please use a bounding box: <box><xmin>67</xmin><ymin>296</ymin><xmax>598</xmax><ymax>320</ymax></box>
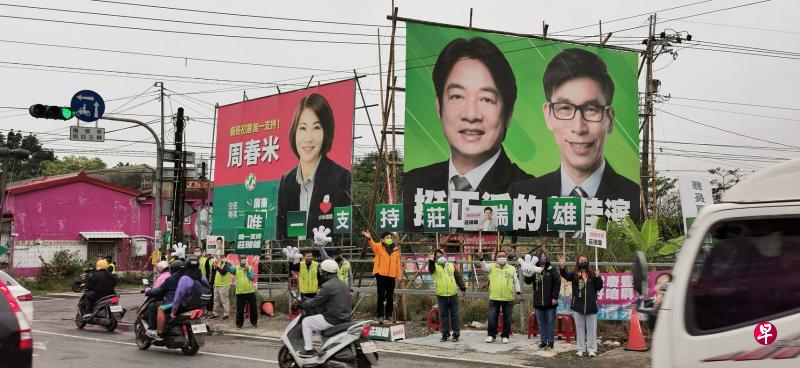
<box><xmin>0</xmin><ymin>172</ymin><xmax>201</xmax><ymax>277</ymax></box>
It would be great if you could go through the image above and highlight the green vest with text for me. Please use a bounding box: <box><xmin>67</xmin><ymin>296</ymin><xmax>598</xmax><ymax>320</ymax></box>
<box><xmin>433</xmin><ymin>263</ymin><xmax>458</xmax><ymax>297</ymax></box>
<box><xmin>337</xmin><ymin>260</ymin><xmax>351</xmax><ymax>284</ymax></box>
<box><xmin>200</xmin><ymin>257</ymin><xmax>208</xmax><ymax>277</ymax></box>
<box><xmin>299</xmin><ymin>261</ymin><xmax>319</xmax><ymax>294</ymax></box>
<box><xmin>488</xmin><ymin>264</ymin><xmax>516</xmax><ymax>301</ymax></box>
<box><xmin>234</xmin><ymin>267</ymin><xmax>255</xmax><ymax>294</ymax></box>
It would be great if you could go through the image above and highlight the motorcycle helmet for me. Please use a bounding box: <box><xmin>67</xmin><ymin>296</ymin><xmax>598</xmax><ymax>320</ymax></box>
<box><xmin>320</xmin><ymin>259</ymin><xmax>339</xmax><ymax>274</ymax></box>
<box><xmin>168</xmin><ymin>259</ymin><xmax>184</xmax><ymax>273</ymax></box>
<box><xmin>185</xmin><ymin>256</ymin><xmax>200</xmax><ymax>270</ymax></box>
<box><xmin>155</xmin><ymin>260</ymin><xmax>169</xmax><ymax>273</ymax></box>
<box><xmin>96</xmin><ymin>259</ymin><xmax>109</xmax><ymax>270</ymax></box>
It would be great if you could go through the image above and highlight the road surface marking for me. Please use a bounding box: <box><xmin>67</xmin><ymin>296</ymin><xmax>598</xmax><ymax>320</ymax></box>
<box><xmin>222</xmin><ymin>333</ymin><xmax>535</xmax><ymax>367</ymax></box>
<box><xmin>33</xmin><ymin>330</ymin><xmax>279</xmax><ymax>364</ymax></box>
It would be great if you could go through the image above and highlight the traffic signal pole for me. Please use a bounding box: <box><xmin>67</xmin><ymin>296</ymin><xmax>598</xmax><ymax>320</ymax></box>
<box><xmin>99</xmin><ymin>115</ymin><xmax>163</xmax><ymax>254</ymax></box>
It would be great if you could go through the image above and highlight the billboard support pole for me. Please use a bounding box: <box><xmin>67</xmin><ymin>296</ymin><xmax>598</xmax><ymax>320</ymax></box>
<box><xmin>640</xmin><ymin>14</ymin><xmax>657</xmax><ymax>220</ymax></box>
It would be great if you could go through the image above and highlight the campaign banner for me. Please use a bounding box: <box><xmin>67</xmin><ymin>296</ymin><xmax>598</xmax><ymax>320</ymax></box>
<box><xmin>212</xmin><ymin>80</ymin><xmax>355</xmax><ymax>241</ymax></box>
<box><xmin>556</xmin><ymin>270</ymin><xmax>672</xmax><ymax>320</ymax></box>
<box><xmin>679</xmin><ymin>175</ymin><xmax>713</xmax><ymax>233</ymax></box>
<box><xmin>403</xmin><ymin>21</ymin><xmax>640</xmax><ymax>234</ymax></box>
<box><xmin>206</xmin><ymin>235</ymin><xmax>225</xmax><ymax>256</ymax></box>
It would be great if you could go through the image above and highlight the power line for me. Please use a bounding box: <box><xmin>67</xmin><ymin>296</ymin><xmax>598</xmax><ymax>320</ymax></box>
<box><xmin>665</xmin><ymin>95</ymin><xmax>800</xmax><ymax>111</ymax></box>
<box><xmin>656</xmin><ymin>140</ymin><xmax>800</xmax><ymax>152</ymax></box>
<box><xmin>662</xmin><ymin>102</ymin><xmax>800</xmax><ymax>122</ymax></box>
<box><xmin>0</xmin><ymin>14</ymin><xmax>395</xmax><ymax>46</ymax></box>
<box><xmin>88</xmin><ymin>0</ymin><xmax>399</xmax><ymax>29</ymax></box>
<box><xmin>0</xmin><ymin>3</ymin><xmax>401</xmax><ymax>39</ymax></box>
<box><xmin>550</xmin><ymin>0</ymin><xmax>713</xmax><ymax>34</ymax></box>
<box><xmin>662</xmin><ymin>18</ymin><xmax>800</xmax><ymax>36</ymax></box>
<box><xmin>656</xmin><ymin>108</ymin><xmax>800</xmax><ymax>149</ymax></box>
<box><xmin>0</xmin><ymin>39</ymin><xmax>344</xmax><ymax>73</ymax></box>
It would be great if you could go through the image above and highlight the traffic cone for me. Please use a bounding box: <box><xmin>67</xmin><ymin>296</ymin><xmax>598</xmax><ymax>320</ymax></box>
<box><xmin>625</xmin><ymin>308</ymin><xmax>649</xmax><ymax>351</ymax></box>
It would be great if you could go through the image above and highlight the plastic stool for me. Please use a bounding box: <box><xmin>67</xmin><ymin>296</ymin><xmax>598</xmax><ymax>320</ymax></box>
<box><xmin>426</xmin><ymin>306</ymin><xmax>440</xmax><ymax>332</ymax></box>
<box><xmin>527</xmin><ymin>312</ymin><xmax>539</xmax><ymax>339</ymax></box>
<box><xmin>556</xmin><ymin>313</ymin><xmax>576</xmax><ymax>343</ymax></box>
<box><xmin>497</xmin><ymin>310</ymin><xmax>513</xmax><ymax>336</ymax></box>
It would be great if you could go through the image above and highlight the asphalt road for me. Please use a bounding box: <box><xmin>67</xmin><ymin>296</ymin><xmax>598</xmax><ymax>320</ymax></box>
<box><xmin>30</xmin><ymin>291</ymin><xmax>511</xmax><ymax>368</ymax></box>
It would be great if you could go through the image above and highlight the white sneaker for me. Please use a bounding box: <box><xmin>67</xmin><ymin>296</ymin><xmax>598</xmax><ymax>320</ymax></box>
<box><xmin>589</xmin><ymin>352</ymin><xmax>597</xmax><ymax>357</ymax></box>
<box><xmin>502</xmin><ymin>337</ymin><xmax>509</xmax><ymax>344</ymax></box>
<box><xmin>576</xmin><ymin>351</ymin><xmax>585</xmax><ymax>357</ymax></box>
<box><xmin>485</xmin><ymin>336</ymin><xmax>495</xmax><ymax>343</ymax></box>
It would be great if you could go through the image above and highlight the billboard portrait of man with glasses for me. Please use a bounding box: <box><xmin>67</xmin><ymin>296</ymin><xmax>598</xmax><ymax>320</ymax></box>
<box><xmin>510</xmin><ymin>48</ymin><xmax>640</xmax><ymax>223</ymax></box>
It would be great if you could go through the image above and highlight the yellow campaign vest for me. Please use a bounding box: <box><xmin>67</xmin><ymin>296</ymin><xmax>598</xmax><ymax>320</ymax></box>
<box><xmin>432</xmin><ymin>263</ymin><xmax>458</xmax><ymax>297</ymax></box>
<box><xmin>199</xmin><ymin>257</ymin><xmax>208</xmax><ymax>277</ymax></box>
<box><xmin>488</xmin><ymin>264</ymin><xmax>517</xmax><ymax>301</ymax></box>
<box><xmin>214</xmin><ymin>263</ymin><xmax>232</xmax><ymax>287</ymax></box>
<box><xmin>299</xmin><ymin>261</ymin><xmax>319</xmax><ymax>294</ymax></box>
<box><xmin>337</xmin><ymin>260</ymin><xmax>351</xmax><ymax>284</ymax></box>
<box><xmin>234</xmin><ymin>267</ymin><xmax>255</xmax><ymax>294</ymax></box>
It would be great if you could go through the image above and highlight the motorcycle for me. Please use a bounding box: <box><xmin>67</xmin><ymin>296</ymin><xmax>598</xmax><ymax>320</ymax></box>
<box><xmin>75</xmin><ymin>293</ymin><xmax>126</xmax><ymax>331</ymax></box>
<box><xmin>133</xmin><ymin>279</ymin><xmax>206</xmax><ymax>356</ymax></box>
<box><xmin>71</xmin><ymin>267</ymin><xmax>94</xmax><ymax>293</ymax></box>
<box><xmin>278</xmin><ymin>291</ymin><xmax>378</xmax><ymax>368</ymax></box>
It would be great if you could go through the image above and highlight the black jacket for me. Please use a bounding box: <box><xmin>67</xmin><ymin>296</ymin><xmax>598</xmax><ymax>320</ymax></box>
<box><xmin>508</xmin><ymin>160</ymin><xmax>641</xmax><ymax>235</ymax></box>
<box><xmin>146</xmin><ymin>270</ymin><xmax>184</xmax><ymax>304</ymax></box>
<box><xmin>300</xmin><ymin>275</ymin><xmax>352</xmax><ymax>325</ymax></box>
<box><xmin>403</xmin><ymin>148</ymin><xmax>533</xmax><ymax>232</ymax></box>
<box><xmin>427</xmin><ymin>260</ymin><xmax>467</xmax><ymax>292</ymax></box>
<box><xmin>86</xmin><ymin>269</ymin><xmax>117</xmax><ymax>297</ymax></box>
<box><xmin>525</xmin><ymin>262</ymin><xmax>561</xmax><ymax>309</ymax></box>
<box><xmin>276</xmin><ymin>156</ymin><xmax>351</xmax><ymax>239</ymax></box>
<box><xmin>560</xmin><ymin>267</ymin><xmax>604</xmax><ymax>315</ymax></box>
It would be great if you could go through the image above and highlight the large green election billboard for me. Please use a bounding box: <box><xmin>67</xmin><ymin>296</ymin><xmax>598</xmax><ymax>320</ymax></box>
<box><xmin>402</xmin><ymin>21</ymin><xmax>640</xmax><ymax>234</ymax></box>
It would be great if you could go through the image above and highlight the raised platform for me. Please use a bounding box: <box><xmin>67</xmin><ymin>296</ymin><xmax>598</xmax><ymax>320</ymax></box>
<box><xmin>368</xmin><ymin>322</ymin><xmax>405</xmax><ymax>341</ymax></box>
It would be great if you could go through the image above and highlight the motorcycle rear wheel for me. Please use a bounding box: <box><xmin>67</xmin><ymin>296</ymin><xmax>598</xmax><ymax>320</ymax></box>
<box><xmin>71</xmin><ymin>282</ymin><xmax>82</xmax><ymax>293</ymax></box>
<box><xmin>105</xmin><ymin>319</ymin><xmax>118</xmax><ymax>332</ymax></box>
<box><xmin>181</xmin><ymin>330</ymin><xmax>200</xmax><ymax>356</ymax></box>
<box><xmin>278</xmin><ymin>346</ymin><xmax>298</xmax><ymax>368</ymax></box>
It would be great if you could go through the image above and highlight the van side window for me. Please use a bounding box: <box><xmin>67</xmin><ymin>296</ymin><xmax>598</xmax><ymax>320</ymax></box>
<box><xmin>686</xmin><ymin>217</ymin><xmax>800</xmax><ymax>335</ymax></box>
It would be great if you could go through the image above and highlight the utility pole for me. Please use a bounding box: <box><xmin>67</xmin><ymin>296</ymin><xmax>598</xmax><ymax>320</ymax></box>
<box><xmin>171</xmin><ymin>108</ymin><xmax>186</xmax><ymax>245</ymax></box>
<box><xmin>640</xmin><ymin>14</ymin><xmax>656</xmax><ymax>220</ymax></box>
<box><xmin>155</xmin><ymin>81</ymin><xmax>165</xmax><ymax>254</ymax></box>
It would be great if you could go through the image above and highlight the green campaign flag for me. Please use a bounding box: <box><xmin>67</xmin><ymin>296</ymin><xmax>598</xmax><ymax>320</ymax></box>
<box><xmin>286</xmin><ymin>211</ymin><xmax>308</xmax><ymax>238</ymax></box>
<box><xmin>547</xmin><ymin>197</ymin><xmax>584</xmax><ymax>232</ymax></box>
<box><xmin>375</xmin><ymin>204</ymin><xmax>403</xmax><ymax>233</ymax></box>
<box><xmin>235</xmin><ymin>227</ymin><xmax>263</xmax><ymax>255</ymax></box>
<box><xmin>481</xmin><ymin>199</ymin><xmax>513</xmax><ymax>232</ymax></box>
<box><xmin>0</xmin><ymin>245</ymin><xmax>7</xmax><ymax>257</ymax></box>
<box><xmin>423</xmin><ymin>202</ymin><xmax>449</xmax><ymax>233</ymax></box>
<box><xmin>333</xmin><ymin>206</ymin><xmax>352</xmax><ymax>234</ymax></box>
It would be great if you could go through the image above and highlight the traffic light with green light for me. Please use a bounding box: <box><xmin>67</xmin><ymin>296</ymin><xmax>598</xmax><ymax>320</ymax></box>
<box><xmin>29</xmin><ymin>104</ymin><xmax>74</xmax><ymax>120</ymax></box>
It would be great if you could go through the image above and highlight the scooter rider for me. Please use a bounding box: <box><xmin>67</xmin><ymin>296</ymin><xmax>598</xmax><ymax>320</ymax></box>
<box><xmin>297</xmin><ymin>259</ymin><xmax>352</xmax><ymax>357</ymax></box>
<box><xmin>144</xmin><ymin>260</ymin><xmax>185</xmax><ymax>339</ymax></box>
<box><xmin>81</xmin><ymin>259</ymin><xmax>117</xmax><ymax>317</ymax></box>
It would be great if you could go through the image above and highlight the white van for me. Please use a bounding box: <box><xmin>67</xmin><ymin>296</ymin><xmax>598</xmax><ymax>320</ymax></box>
<box><xmin>635</xmin><ymin>158</ymin><xmax>800</xmax><ymax>367</ymax></box>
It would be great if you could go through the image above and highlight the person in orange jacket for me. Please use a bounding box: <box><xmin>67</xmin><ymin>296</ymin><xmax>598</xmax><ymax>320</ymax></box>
<box><xmin>360</xmin><ymin>230</ymin><xmax>402</xmax><ymax>323</ymax></box>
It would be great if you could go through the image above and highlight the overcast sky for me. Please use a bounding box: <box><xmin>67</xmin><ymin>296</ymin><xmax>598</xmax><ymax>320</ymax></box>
<box><xmin>0</xmin><ymin>0</ymin><xmax>797</xmax><ymax>182</ymax></box>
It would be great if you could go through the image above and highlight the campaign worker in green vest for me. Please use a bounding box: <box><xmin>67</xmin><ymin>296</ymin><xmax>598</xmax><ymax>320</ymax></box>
<box><xmin>290</xmin><ymin>249</ymin><xmax>323</xmax><ymax>301</ymax></box>
<box><xmin>478</xmin><ymin>249</ymin><xmax>521</xmax><ymax>344</ymax></box>
<box><xmin>198</xmin><ymin>247</ymin><xmax>217</xmax><ymax>317</ymax></box>
<box><xmin>210</xmin><ymin>254</ymin><xmax>232</xmax><ymax>320</ymax></box>
<box><xmin>319</xmin><ymin>246</ymin><xmax>353</xmax><ymax>291</ymax></box>
<box><xmin>427</xmin><ymin>249</ymin><xmax>466</xmax><ymax>342</ymax></box>
<box><xmin>226</xmin><ymin>256</ymin><xmax>257</xmax><ymax>329</ymax></box>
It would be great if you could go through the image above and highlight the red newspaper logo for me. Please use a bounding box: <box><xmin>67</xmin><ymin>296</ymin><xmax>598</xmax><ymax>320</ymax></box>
<box><xmin>754</xmin><ymin>322</ymin><xmax>778</xmax><ymax>345</ymax></box>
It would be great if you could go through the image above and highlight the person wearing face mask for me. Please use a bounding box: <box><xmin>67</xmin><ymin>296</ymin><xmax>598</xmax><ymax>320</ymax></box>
<box><xmin>197</xmin><ymin>247</ymin><xmax>216</xmax><ymax>317</ymax></box>
<box><xmin>524</xmin><ymin>249</ymin><xmax>561</xmax><ymax>349</ymax></box>
<box><xmin>226</xmin><ymin>256</ymin><xmax>257</xmax><ymax>329</ymax></box>
<box><xmin>319</xmin><ymin>246</ymin><xmax>352</xmax><ymax>291</ymax></box>
<box><xmin>289</xmin><ymin>249</ymin><xmax>322</xmax><ymax>301</ymax></box>
<box><xmin>478</xmin><ymin>249</ymin><xmax>521</xmax><ymax>343</ymax></box>
<box><xmin>558</xmin><ymin>254</ymin><xmax>603</xmax><ymax>357</ymax></box>
<box><xmin>297</xmin><ymin>259</ymin><xmax>352</xmax><ymax>357</ymax></box>
<box><xmin>427</xmin><ymin>249</ymin><xmax>466</xmax><ymax>342</ymax></box>
<box><xmin>361</xmin><ymin>230</ymin><xmax>402</xmax><ymax>324</ymax></box>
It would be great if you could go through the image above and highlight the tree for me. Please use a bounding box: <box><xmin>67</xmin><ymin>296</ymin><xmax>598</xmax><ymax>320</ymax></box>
<box><xmin>708</xmin><ymin>167</ymin><xmax>744</xmax><ymax>202</ymax></box>
<box><xmin>615</xmin><ymin>216</ymin><xmax>684</xmax><ymax>262</ymax></box>
<box><xmin>0</xmin><ymin>130</ymin><xmax>55</xmax><ymax>181</ymax></box>
<box><xmin>351</xmin><ymin>150</ymin><xmax>403</xmax><ymax>235</ymax></box>
<box><xmin>42</xmin><ymin>156</ymin><xmax>107</xmax><ymax>176</ymax></box>
<box><xmin>655</xmin><ymin>173</ymin><xmax>683</xmax><ymax>240</ymax></box>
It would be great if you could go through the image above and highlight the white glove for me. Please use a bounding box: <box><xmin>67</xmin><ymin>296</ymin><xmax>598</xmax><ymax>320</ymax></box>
<box><xmin>171</xmin><ymin>242</ymin><xmax>187</xmax><ymax>259</ymax></box>
<box><xmin>312</xmin><ymin>226</ymin><xmax>332</xmax><ymax>246</ymax></box>
<box><xmin>282</xmin><ymin>246</ymin><xmax>302</xmax><ymax>260</ymax></box>
<box><xmin>518</xmin><ymin>254</ymin><xmax>543</xmax><ymax>277</ymax></box>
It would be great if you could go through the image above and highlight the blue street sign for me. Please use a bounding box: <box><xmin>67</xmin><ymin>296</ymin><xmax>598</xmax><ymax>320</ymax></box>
<box><xmin>70</xmin><ymin>90</ymin><xmax>105</xmax><ymax>122</ymax></box>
